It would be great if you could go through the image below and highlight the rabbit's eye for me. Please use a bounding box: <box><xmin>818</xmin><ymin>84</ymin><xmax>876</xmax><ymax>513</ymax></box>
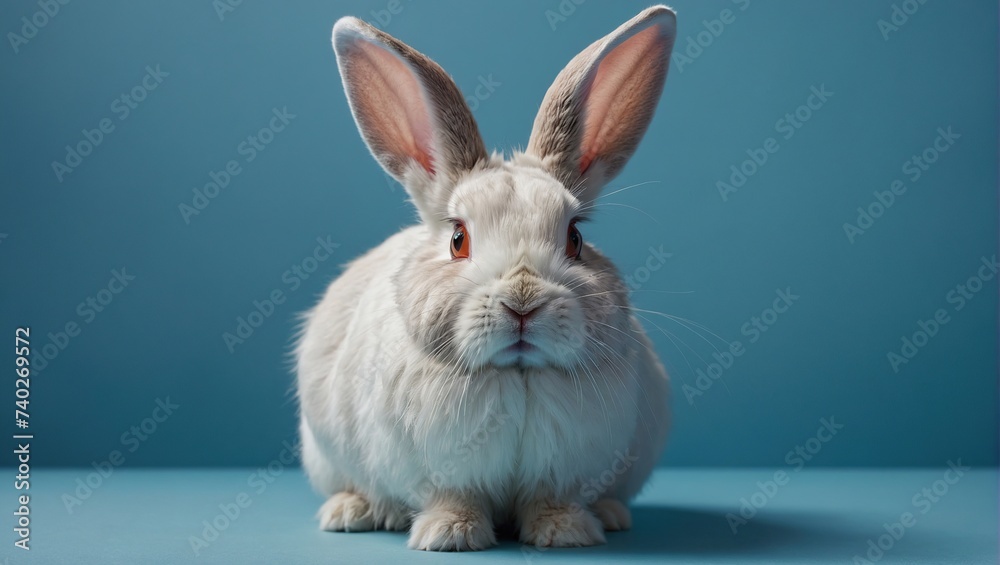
<box><xmin>451</xmin><ymin>223</ymin><xmax>470</xmax><ymax>260</ymax></box>
<box><xmin>566</xmin><ymin>222</ymin><xmax>583</xmax><ymax>260</ymax></box>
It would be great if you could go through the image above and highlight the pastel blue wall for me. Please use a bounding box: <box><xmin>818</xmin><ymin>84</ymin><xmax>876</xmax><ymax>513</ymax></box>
<box><xmin>1</xmin><ymin>0</ymin><xmax>996</xmax><ymax>467</ymax></box>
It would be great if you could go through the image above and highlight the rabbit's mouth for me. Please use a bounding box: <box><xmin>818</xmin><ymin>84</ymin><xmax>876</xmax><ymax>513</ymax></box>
<box><xmin>505</xmin><ymin>339</ymin><xmax>535</xmax><ymax>354</ymax></box>
<box><xmin>491</xmin><ymin>338</ymin><xmax>547</xmax><ymax>368</ymax></box>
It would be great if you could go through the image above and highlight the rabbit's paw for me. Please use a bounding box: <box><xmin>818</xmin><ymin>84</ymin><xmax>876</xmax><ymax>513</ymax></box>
<box><xmin>407</xmin><ymin>506</ymin><xmax>496</xmax><ymax>551</ymax></box>
<box><xmin>317</xmin><ymin>491</ymin><xmax>375</xmax><ymax>532</ymax></box>
<box><xmin>519</xmin><ymin>501</ymin><xmax>606</xmax><ymax>547</ymax></box>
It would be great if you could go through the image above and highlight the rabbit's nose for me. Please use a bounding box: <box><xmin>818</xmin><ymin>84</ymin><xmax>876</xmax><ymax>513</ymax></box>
<box><xmin>501</xmin><ymin>301</ymin><xmax>542</xmax><ymax>333</ymax></box>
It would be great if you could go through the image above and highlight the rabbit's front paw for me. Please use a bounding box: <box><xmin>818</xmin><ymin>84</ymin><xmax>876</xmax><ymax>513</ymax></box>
<box><xmin>519</xmin><ymin>501</ymin><xmax>606</xmax><ymax>547</ymax></box>
<box><xmin>317</xmin><ymin>491</ymin><xmax>375</xmax><ymax>532</ymax></box>
<box><xmin>407</xmin><ymin>506</ymin><xmax>496</xmax><ymax>551</ymax></box>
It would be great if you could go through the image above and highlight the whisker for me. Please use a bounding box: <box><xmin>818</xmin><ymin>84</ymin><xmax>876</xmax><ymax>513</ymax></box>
<box><xmin>631</xmin><ymin>307</ymin><xmax>730</xmax><ymax>351</ymax></box>
<box><xmin>596</xmin><ymin>180</ymin><xmax>661</xmax><ymax>201</ymax></box>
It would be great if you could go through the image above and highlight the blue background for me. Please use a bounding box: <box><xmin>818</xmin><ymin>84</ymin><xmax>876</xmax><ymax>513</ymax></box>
<box><xmin>1</xmin><ymin>0</ymin><xmax>996</xmax><ymax>468</ymax></box>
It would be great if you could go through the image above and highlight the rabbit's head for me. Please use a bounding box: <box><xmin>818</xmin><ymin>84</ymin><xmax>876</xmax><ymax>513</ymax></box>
<box><xmin>332</xmin><ymin>6</ymin><xmax>676</xmax><ymax>371</ymax></box>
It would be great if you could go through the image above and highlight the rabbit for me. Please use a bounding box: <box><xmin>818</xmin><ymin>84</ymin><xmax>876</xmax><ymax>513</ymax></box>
<box><xmin>296</xmin><ymin>4</ymin><xmax>677</xmax><ymax>551</ymax></box>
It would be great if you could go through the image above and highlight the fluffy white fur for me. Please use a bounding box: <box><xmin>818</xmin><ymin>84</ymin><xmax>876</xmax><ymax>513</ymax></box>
<box><xmin>297</xmin><ymin>5</ymin><xmax>677</xmax><ymax>551</ymax></box>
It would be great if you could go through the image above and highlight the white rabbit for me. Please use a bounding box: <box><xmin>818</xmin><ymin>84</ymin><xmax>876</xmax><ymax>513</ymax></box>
<box><xmin>297</xmin><ymin>5</ymin><xmax>677</xmax><ymax>551</ymax></box>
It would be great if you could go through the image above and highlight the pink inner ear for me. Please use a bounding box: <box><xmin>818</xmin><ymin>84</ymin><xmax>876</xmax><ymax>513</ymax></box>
<box><xmin>353</xmin><ymin>39</ymin><xmax>435</xmax><ymax>174</ymax></box>
<box><xmin>579</xmin><ymin>25</ymin><xmax>667</xmax><ymax>174</ymax></box>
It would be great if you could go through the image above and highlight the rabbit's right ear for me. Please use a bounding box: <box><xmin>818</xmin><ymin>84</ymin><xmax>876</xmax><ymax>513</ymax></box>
<box><xmin>332</xmin><ymin>18</ymin><xmax>487</xmax><ymax>222</ymax></box>
<box><xmin>526</xmin><ymin>6</ymin><xmax>676</xmax><ymax>205</ymax></box>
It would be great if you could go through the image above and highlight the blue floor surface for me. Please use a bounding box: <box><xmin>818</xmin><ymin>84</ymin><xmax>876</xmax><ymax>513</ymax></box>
<box><xmin>6</xmin><ymin>467</ymin><xmax>997</xmax><ymax>564</ymax></box>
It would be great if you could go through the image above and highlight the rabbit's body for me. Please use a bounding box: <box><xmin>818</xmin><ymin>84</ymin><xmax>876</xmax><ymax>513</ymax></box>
<box><xmin>298</xmin><ymin>5</ymin><xmax>678</xmax><ymax>551</ymax></box>
<box><xmin>298</xmin><ymin>165</ymin><xmax>670</xmax><ymax>539</ymax></box>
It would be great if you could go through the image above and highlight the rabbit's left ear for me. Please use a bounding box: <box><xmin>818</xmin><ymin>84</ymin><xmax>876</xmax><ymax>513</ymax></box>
<box><xmin>526</xmin><ymin>5</ymin><xmax>676</xmax><ymax>204</ymax></box>
<box><xmin>333</xmin><ymin>17</ymin><xmax>487</xmax><ymax>222</ymax></box>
